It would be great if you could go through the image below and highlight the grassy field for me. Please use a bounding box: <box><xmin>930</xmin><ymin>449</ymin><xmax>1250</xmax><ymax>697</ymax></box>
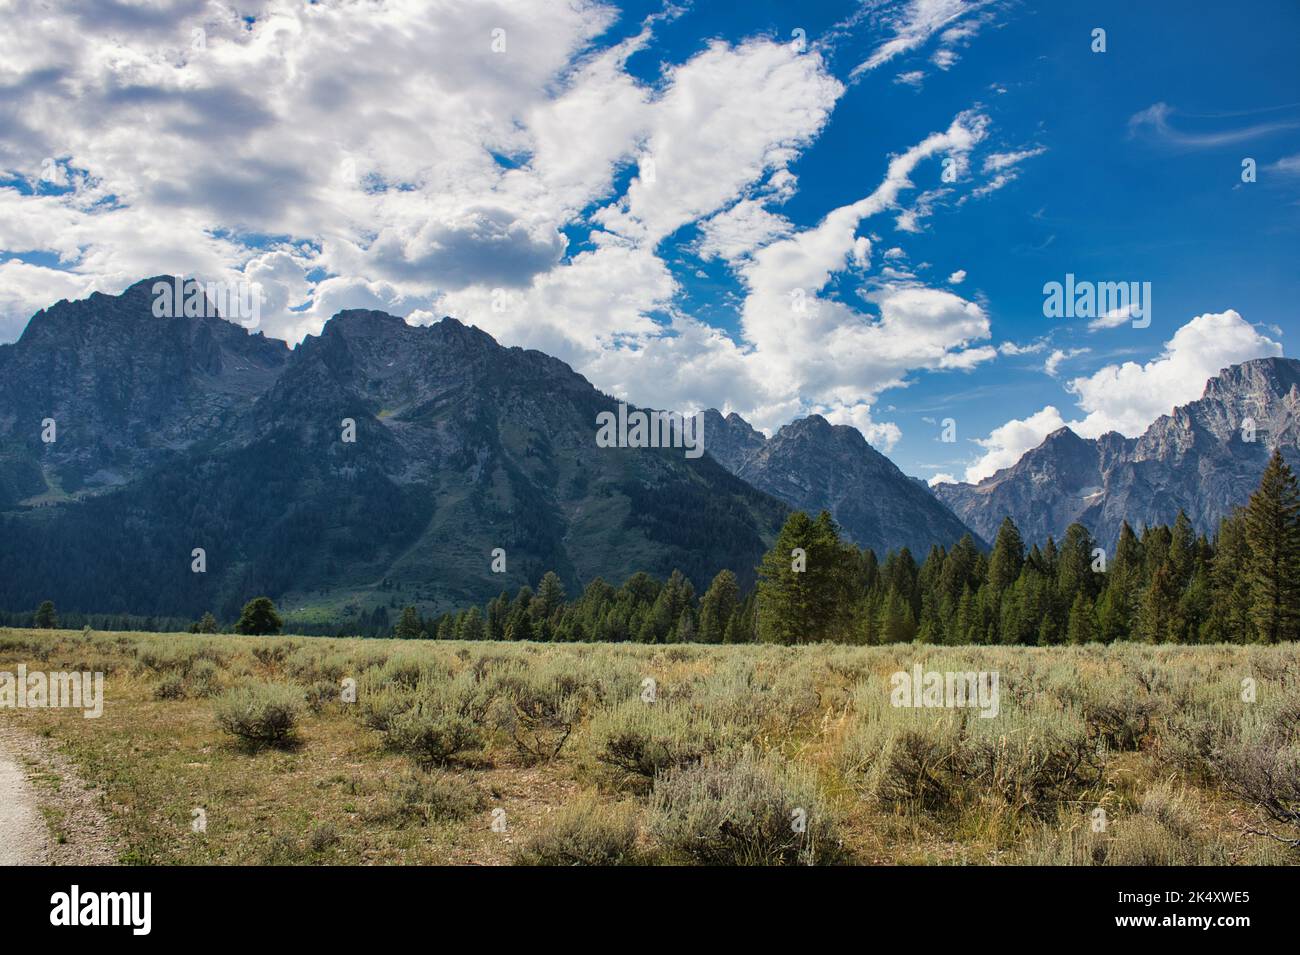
<box><xmin>1</xmin><ymin>627</ymin><xmax>1297</xmax><ymax>865</ymax></box>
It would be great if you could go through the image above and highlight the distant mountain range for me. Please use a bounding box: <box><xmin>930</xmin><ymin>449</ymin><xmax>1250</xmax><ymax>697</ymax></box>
<box><xmin>4</xmin><ymin>279</ymin><xmax>1285</xmax><ymax>623</ymax></box>
<box><xmin>0</xmin><ymin>279</ymin><xmax>976</xmax><ymax>623</ymax></box>
<box><xmin>933</xmin><ymin>357</ymin><xmax>1300</xmax><ymax>547</ymax></box>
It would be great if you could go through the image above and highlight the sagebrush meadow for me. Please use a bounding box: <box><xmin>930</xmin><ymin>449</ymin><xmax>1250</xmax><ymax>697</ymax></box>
<box><xmin>2</xmin><ymin>628</ymin><xmax>1296</xmax><ymax>865</ymax></box>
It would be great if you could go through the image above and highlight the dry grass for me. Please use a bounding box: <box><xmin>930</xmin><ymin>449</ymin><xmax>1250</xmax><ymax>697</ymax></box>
<box><xmin>0</xmin><ymin>628</ymin><xmax>1296</xmax><ymax>865</ymax></box>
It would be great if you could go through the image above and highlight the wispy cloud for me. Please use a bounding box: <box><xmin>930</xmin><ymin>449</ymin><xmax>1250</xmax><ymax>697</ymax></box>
<box><xmin>1267</xmin><ymin>153</ymin><xmax>1300</xmax><ymax>175</ymax></box>
<box><xmin>998</xmin><ymin>338</ymin><xmax>1047</xmax><ymax>356</ymax></box>
<box><xmin>1044</xmin><ymin>347</ymin><xmax>1088</xmax><ymax>377</ymax></box>
<box><xmin>850</xmin><ymin>0</ymin><xmax>998</xmax><ymax>79</ymax></box>
<box><xmin>1128</xmin><ymin>102</ymin><xmax>1300</xmax><ymax>148</ymax></box>
<box><xmin>1087</xmin><ymin>305</ymin><xmax>1137</xmax><ymax>332</ymax></box>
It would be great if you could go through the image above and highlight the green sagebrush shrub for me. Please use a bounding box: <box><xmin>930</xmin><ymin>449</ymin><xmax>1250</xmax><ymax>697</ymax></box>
<box><xmin>154</xmin><ymin>672</ymin><xmax>186</xmax><ymax>700</ymax></box>
<box><xmin>513</xmin><ymin>798</ymin><xmax>641</xmax><ymax>866</ymax></box>
<box><xmin>842</xmin><ymin>675</ymin><xmax>1103</xmax><ymax>816</ymax></box>
<box><xmin>214</xmin><ymin>682</ymin><xmax>303</xmax><ymax>745</ymax></box>
<box><xmin>1025</xmin><ymin>783</ymin><xmax>1228</xmax><ymax>865</ymax></box>
<box><xmin>487</xmin><ymin>659</ymin><xmax>596</xmax><ymax>763</ymax></box>
<box><xmin>189</xmin><ymin>659</ymin><xmax>221</xmax><ymax>698</ymax></box>
<box><xmin>649</xmin><ymin>750</ymin><xmax>843</xmax><ymax>866</ymax></box>
<box><xmin>390</xmin><ymin>768</ymin><xmax>486</xmax><ymax>823</ymax></box>
<box><xmin>364</xmin><ymin>671</ymin><xmax>490</xmax><ymax>765</ymax></box>
<box><xmin>588</xmin><ymin>699</ymin><xmax>735</xmax><ymax>792</ymax></box>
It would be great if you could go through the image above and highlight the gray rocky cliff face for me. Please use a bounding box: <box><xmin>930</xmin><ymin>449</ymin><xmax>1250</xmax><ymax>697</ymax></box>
<box><xmin>0</xmin><ymin>277</ymin><xmax>287</xmax><ymax>505</ymax></box>
<box><xmin>702</xmin><ymin>410</ymin><xmax>982</xmax><ymax>554</ymax></box>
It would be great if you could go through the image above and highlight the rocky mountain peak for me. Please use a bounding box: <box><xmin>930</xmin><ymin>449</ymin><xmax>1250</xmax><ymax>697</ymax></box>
<box><xmin>1203</xmin><ymin>356</ymin><xmax>1299</xmax><ymax>399</ymax></box>
<box><xmin>700</xmin><ymin>408</ymin><xmax>767</xmax><ymax>472</ymax></box>
<box><xmin>0</xmin><ymin>280</ymin><xmax>289</xmax><ymax>504</ymax></box>
<box><xmin>324</xmin><ymin>308</ymin><xmax>411</xmax><ymax>335</ymax></box>
<box><xmin>934</xmin><ymin>354</ymin><xmax>1300</xmax><ymax>548</ymax></box>
<box><xmin>1006</xmin><ymin>426</ymin><xmax>1097</xmax><ymax>485</ymax></box>
<box><xmin>699</xmin><ymin>407</ymin><xmax>980</xmax><ymax>554</ymax></box>
<box><xmin>776</xmin><ymin>413</ymin><xmax>832</xmax><ymax>435</ymax></box>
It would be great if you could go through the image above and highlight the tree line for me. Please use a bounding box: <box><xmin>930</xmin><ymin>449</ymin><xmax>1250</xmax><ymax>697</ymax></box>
<box><xmin>411</xmin><ymin>449</ymin><xmax>1300</xmax><ymax>646</ymax></box>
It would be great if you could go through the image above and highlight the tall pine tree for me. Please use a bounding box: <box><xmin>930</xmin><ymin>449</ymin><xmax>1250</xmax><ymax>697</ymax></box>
<box><xmin>698</xmin><ymin>569</ymin><xmax>740</xmax><ymax>644</ymax></box>
<box><xmin>987</xmin><ymin>517</ymin><xmax>1025</xmax><ymax>593</ymax></box>
<box><xmin>1244</xmin><ymin>449</ymin><xmax>1300</xmax><ymax>643</ymax></box>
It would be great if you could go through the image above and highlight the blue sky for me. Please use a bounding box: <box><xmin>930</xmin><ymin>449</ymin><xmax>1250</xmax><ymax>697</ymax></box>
<box><xmin>1</xmin><ymin>0</ymin><xmax>1298</xmax><ymax>483</ymax></box>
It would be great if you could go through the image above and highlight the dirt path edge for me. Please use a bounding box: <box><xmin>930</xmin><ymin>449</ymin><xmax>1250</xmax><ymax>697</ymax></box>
<box><xmin>0</xmin><ymin>720</ymin><xmax>117</xmax><ymax>865</ymax></box>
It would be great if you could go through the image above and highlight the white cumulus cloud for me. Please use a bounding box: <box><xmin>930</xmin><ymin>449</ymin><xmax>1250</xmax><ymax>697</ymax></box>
<box><xmin>961</xmin><ymin>405</ymin><xmax>1068</xmax><ymax>483</ymax></box>
<box><xmin>0</xmin><ymin>0</ymin><xmax>1027</xmax><ymax>457</ymax></box>
<box><xmin>1066</xmin><ymin>309</ymin><xmax>1281</xmax><ymax>437</ymax></box>
<box><xmin>957</xmin><ymin>309</ymin><xmax>1283</xmax><ymax>484</ymax></box>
